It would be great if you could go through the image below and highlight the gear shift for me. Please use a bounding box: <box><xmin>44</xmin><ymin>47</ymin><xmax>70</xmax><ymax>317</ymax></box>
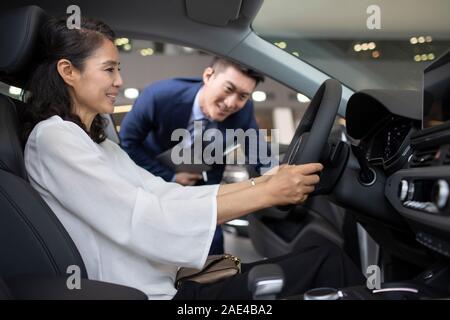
<box><xmin>303</xmin><ymin>287</ymin><xmax>343</xmax><ymax>300</ymax></box>
<box><xmin>248</xmin><ymin>264</ymin><xmax>284</xmax><ymax>300</ymax></box>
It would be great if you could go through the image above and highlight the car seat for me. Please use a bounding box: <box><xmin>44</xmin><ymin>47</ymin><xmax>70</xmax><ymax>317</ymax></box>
<box><xmin>0</xmin><ymin>5</ymin><xmax>146</xmax><ymax>300</ymax></box>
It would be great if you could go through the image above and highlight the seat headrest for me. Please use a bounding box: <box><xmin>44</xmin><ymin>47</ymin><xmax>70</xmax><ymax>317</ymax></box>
<box><xmin>0</xmin><ymin>6</ymin><xmax>48</xmax><ymax>88</ymax></box>
<box><xmin>0</xmin><ymin>95</ymin><xmax>28</xmax><ymax>179</ymax></box>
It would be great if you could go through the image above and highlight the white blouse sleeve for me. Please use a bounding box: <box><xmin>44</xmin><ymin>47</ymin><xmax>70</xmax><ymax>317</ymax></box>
<box><xmin>29</xmin><ymin>122</ymin><xmax>217</xmax><ymax>269</ymax></box>
<box><xmin>107</xmin><ymin>140</ymin><xmax>220</xmax><ymax>200</ymax></box>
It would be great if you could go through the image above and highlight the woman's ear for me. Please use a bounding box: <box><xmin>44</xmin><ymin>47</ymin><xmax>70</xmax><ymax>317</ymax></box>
<box><xmin>56</xmin><ymin>59</ymin><xmax>79</xmax><ymax>87</ymax></box>
<box><xmin>202</xmin><ymin>67</ymin><xmax>214</xmax><ymax>84</ymax></box>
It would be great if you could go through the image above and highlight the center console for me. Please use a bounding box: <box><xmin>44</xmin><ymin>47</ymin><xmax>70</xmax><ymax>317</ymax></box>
<box><xmin>296</xmin><ymin>263</ymin><xmax>450</xmax><ymax>300</ymax></box>
<box><xmin>386</xmin><ymin>50</ymin><xmax>450</xmax><ymax>260</ymax></box>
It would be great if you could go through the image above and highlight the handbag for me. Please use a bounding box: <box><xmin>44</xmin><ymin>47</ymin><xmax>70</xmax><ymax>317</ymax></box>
<box><xmin>175</xmin><ymin>254</ymin><xmax>241</xmax><ymax>289</ymax></box>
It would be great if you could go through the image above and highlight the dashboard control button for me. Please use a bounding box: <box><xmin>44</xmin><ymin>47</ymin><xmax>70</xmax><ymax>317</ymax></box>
<box><xmin>407</xmin><ymin>182</ymin><xmax>415</xmax><ymax>200</ymax></box>
<box><xmin>399</xmin><ymin>180</ymin><xmax>409</xmax><ymax>201</ymax></box>
<box><xmin>433</xmin><ymin>180</ymin><xmax>449</xmax><ymax>210</ymax></box>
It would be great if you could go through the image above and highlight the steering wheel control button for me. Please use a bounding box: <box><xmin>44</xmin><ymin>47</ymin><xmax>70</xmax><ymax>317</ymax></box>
<box><xmin>303</xmin><ymin>287</ymin><xmax>341</xmax><ymax>300</ymax></box>
<box><xmin>399</xmin><ymin>179</ymin><xmax>409</xmax><ymax>201</ymax></box>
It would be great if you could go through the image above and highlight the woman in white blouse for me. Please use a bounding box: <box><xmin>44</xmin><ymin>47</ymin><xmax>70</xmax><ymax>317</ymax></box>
<box><xmin>22</xmin><ymin>17</ymin><xmax>364</xmax><ymax>299</ymax></box>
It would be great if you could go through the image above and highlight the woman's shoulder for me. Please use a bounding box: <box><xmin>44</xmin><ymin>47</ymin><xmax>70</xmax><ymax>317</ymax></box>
<box><xmin>27</xmin><ymin>115</ymin><xmax>94</xmax><ymax>151</ymax></box>
<box><xmin>30</xmin><ymin>115</ymin><xmax>86</xmax><ymax>136</ymax></box>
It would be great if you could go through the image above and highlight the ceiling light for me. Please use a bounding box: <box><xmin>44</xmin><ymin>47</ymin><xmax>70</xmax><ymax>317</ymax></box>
<box><xmin>124</xmin><ymin>88</ymin><xmax>139</xmax><ymax>99</ymax></box>
<box><xmin>418</xmin><ymin>36</ymin><xmax>425</xmax><ymax>44</ymax></box>
<box><xmin>410</xmin><ymin>37</ymin><xmax>418</xmax><ymax>44</ymax></box>
<box><xmin>275</xmin><ymin>41</ymin><xmax>287</xmax><ymax>49</ymax></box>
<box><xmin>361</xmin><ymin>43</ymin><xmax>369</xmax><ymax>51</ymax></box>
<box><xmin>425</xmin><ymin>36</ymin><xmax>433</xmax><ymax>43</ymax></box>
<box><xmin>414</xmin><ymin>55</ymin><xmax>421</xmax><ymax>62</ymax></box>
<box><xmin>292</xmin><ymin>51</ymin><xmax>300</xmax><ymax>57</ymax></box>
<box><xmin>368</xmin><ymin>42</ymin><xmax>376</xmax><ymax>50</ymax></box>
<box><xmin>372</xmin><ymin>50</ymin><xmax>380</xmax><ymax>58</ymax></box>
<box><xmin>428</xmin><ymin>53</ymin><xmax>435</xmax><ymax>60</ymax></box>
<box><xmin>297</xmin><ymin>93</ymin><xmax>310</xmax><ymax>103</ymax></box>
<box><xmin>181</xmin><ymin>46</ymin><xmax>195</xmax><ymax>53</ymax></box>
<box><xmin>140</xmin><ymin>48</ymin><xmax>154</xmax><ymax>56</ymax></box>
<box><xmin>421</xmin><ymin>54</ymin><xmax>428</xmax><ymax>61</ymax></box>
<box><xmin>114</xmin><ymin>38</ymin><xmax>129</xmax><ymax>46</ymax></box>
<box><xmin>123</xmin><ymin>43</ymin><xmax>132</xmax><ymax>51</ymax></box>
<box><xmin>354</xmin><ymin>44</ymin><xmax>362</xmax><ymax>52</ymax></box>
<box><xmin>114</xmin><ymin>105</ymin><xmax>132</xmax><ymax>113</ymax></box>
<box><xmin>252</xmin><ymin>91</ymin><xmax>267</xmax><ymax>102</ymax></box>
<box><xmin>8</xmin><ymin>86</ymin><xmax>22</xmax><ymax>96</ymax></box>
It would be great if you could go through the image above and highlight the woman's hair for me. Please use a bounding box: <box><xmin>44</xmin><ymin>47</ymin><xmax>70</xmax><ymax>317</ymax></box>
<box><xmin>21</xmin><ymin>16</ymin><xmax>116</xmax><ymax>144</ymax></box>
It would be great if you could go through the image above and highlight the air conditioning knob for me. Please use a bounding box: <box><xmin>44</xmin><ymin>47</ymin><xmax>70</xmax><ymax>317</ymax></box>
<box><xmin>432</xmin><ymin>179</ymin><xmax>449</xmax><ymax>209</ymax></box>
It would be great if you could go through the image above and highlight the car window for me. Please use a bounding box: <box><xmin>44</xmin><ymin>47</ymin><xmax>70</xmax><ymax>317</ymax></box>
<box><xmin>252</xmin><ymin>0</ymin><xmax>450</xmax><ymax>92</ymax></box>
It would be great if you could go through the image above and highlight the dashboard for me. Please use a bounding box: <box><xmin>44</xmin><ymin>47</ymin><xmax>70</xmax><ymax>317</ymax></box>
<box><xmin>362</xmin><ymin>115</ymin><xmax>415</xmax><ymax>172</ymax></box>
<box><xmin>345</xmin><ymin>90</ymin><xmax>421</xmax><ymax>176</ymax></box>
<box><xmin>344</xmin><ymin>52</ymin><xmax>450</xmax><ymax>260</ymax></box>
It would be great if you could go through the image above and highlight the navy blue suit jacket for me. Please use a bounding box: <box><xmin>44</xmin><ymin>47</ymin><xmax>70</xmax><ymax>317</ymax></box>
<box><xmin>119</xmin><ymin>78</ymin><xmax>268</xmax><ymax>184</ymax></box>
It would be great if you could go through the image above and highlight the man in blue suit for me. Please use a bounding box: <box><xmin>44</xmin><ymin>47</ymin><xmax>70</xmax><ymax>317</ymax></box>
<box><xmin>119</xmin><ymin>57</ymin><xmax>271</xmax><ymax>254</ymax></box>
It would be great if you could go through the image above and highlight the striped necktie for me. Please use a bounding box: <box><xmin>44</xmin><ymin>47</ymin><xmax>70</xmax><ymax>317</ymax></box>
<box><xmin>188</xmin><ymin>118</ymin><xmax>211</xmax><ymax>147</ymax></box>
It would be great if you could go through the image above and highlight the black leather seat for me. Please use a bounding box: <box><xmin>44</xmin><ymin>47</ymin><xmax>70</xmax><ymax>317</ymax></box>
<box><xmin>0</xmin><ymin>5</ymin><xmax>146</xmax><ymax>300</ymax></box>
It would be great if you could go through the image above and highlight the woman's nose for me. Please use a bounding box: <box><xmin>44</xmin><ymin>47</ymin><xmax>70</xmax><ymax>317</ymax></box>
<box><xmin>114</xmin><ymin>72</ymin><xmax>123</xmax><ymax>88</ymax></box>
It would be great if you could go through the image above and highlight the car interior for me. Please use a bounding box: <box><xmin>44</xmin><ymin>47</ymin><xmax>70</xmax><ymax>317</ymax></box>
<box><xmin>1</xmin><ymin>0</ymin><xmax>450</xmax><ymax>300</ymax></box>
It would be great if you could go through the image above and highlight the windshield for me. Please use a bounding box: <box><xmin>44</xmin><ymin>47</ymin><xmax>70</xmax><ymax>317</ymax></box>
<box><xmin>253</xmin><ymin>0</ymin><xmax>450</xmax><ymax>92</ymax></box>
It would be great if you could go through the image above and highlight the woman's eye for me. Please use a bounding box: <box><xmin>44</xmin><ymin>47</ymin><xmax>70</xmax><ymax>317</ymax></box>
<box><xmin>106</xmin><ymin>68</ymin><xmax>114</xmax><ymax>72</ymax></box>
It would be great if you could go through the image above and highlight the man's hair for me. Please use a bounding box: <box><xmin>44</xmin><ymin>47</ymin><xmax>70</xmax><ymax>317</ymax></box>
<box><xmin>210</xmin><ymin>57</ymin><xmax>265</xmax><ymax>85</ymax></box>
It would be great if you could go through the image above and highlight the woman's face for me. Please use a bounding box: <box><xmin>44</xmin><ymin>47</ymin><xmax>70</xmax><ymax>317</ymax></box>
<box><xmin>68</xmin><ymin>39</ymin><xmax>123</xmax><ymax>121</ymax></box>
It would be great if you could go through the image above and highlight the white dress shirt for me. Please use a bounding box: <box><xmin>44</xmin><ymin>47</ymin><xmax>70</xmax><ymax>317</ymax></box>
<box><xmin>24</xmin><ymin>115</ymin><xmax>218</xmax><ymax>299</ymax></box>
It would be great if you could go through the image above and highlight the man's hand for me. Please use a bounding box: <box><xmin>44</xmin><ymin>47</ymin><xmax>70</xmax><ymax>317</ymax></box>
<box><xmin>175</xmin><ymin>172</ymin><xmax>203</xmax><ymax>186</ymax></box>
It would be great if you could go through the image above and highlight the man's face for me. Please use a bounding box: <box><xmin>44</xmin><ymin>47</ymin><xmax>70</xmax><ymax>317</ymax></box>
<box><xmin>199</xmin><ymin>65</ymin><xmax>257</xmax><ymax>122</ymax></box>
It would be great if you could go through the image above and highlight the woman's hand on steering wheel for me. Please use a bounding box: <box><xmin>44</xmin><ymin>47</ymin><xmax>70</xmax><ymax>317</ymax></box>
<box><xmin>266</xmin><ymin>163</ymin><xmax>323</xmax><ymax>206</ymax></box>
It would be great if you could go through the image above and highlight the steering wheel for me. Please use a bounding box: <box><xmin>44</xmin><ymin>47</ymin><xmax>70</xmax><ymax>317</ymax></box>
<box><xmin>277</xmin><ymin>79</ymin><xmax>342</xmax><ymax>211</ymax></box>
<box><xmin>282</xmin><ymin>79</ymin><xmax>342</xmax><ymax>166</ymax></box>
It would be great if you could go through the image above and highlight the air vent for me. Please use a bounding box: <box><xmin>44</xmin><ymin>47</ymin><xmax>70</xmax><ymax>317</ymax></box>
<box><xmin>410</xmin><ymin>147</ymin><xmax>439</xmax><ymax>167</ymax></box>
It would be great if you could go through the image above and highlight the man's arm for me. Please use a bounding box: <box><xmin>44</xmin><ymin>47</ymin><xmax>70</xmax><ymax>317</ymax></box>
<box><xmin>119</xmin><ymin>87</ymin><xmax>175</xmax><ymax>181</ymax></box>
